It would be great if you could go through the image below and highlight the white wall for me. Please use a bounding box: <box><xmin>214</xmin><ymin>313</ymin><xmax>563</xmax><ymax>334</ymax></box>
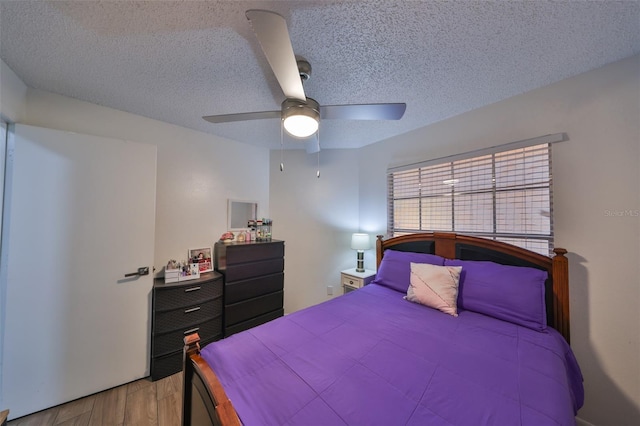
<box><xmin>0</xmin><ymin>59</ymin><xmax>28</xmax><ymax>411</ymax></box>
<box><xmin>269</xmin><ymin>148</ymin><xmax>364</xmax><ymax>313</ymax></box>
<box><xmin>357</xmin><ymin>54</ymin><xmax>639</xmax><ymax>426</ymax></box>
<box><xmin>23</xmin><ymin>89</ymin><xmax>270</xmax><ymax>275</ymax></box>
<box><xmin>0</xmin><ymin>60</ymin><xmax>27</xmax><ymax>123</ymax></box>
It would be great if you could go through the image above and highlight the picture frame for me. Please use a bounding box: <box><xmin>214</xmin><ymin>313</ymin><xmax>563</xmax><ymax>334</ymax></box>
<box><xmin>188</xmin><ymin>247</ymin><xmax>213</xmax><ymax>273</ymax></box>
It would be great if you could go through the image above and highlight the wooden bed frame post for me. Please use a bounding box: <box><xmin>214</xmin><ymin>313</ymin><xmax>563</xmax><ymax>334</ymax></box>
<box><xmin>376</xmin><ymin>235</ymin><xmax>384</xmax><ymax>267</ymax></box>
<box><xmin>182</xmin><ymin>334</ymin><xmax>201</xmax><ymax>426</ymax></box>
<box><xmin>552</xmin><ymin>248</ymin><xmax>570</xmax><ymax>344</ymax></box>
<box><xmin>182</xmin><ymin>333</ymin><xmax>242</xmax><ymax>426</ymax></box>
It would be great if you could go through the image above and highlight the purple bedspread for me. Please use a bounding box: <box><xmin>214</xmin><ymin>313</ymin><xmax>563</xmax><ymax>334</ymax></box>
<box><xmin>201</xmin><ymin>284</ymin><xmax>583</xmax><ymax>425</ymax></box>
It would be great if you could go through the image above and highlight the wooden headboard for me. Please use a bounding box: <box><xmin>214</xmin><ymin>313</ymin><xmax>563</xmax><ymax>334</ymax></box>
<box><xmin>376</xmin><ymin>232</ymin><xmax>570</xmax><ymax>344</ymax></box>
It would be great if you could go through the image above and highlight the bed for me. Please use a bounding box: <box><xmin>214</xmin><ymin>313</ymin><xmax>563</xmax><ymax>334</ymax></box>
<box><xmin>181</xmin><ymin>232</ymin><xmax>583</xmax><ymax>425</ymax></box>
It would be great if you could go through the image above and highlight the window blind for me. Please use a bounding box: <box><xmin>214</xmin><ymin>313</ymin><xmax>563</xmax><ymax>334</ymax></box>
<box><xmin>388</xmin><ymin>139</ymin><xmax>556</xmax><ymax>256</ymax></box>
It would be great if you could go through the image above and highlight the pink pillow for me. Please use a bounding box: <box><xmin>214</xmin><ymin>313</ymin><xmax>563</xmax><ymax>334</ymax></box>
<box><xmin>405</xmin><ymin>263</ymin><xmax>462</xmax><ymax>316</ymax></box>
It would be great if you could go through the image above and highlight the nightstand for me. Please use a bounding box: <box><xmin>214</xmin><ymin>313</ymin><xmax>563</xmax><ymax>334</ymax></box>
<box><xmin>341</xmin><ymin>268</ymin><xmax>376</xmax><ymax>294</ymax></box>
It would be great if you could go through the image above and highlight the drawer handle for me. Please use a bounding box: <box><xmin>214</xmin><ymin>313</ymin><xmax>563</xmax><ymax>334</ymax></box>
<box><xmin>184</xmin><ymin>286</ymin><xmax>201</xmax><ymax>292</ymax></box>
<box><xmin>184</xmin><ymin>307</ymin><xmax>201</xmax><ymax>314</ymax></box>
<box><xmin>349</xmin><ymin>280</ymin><xmax>354</xmax><ymax>285</ymax></box>
<box><xmin>183</xmin><ymin>327</ymin><xmax>200</xmax><ymax>335</ymax></box>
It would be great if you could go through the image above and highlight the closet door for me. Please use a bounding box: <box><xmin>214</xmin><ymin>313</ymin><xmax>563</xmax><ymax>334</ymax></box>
<box><xmin>1</xmin><ymin>124</ymin><xmax>157</xmax><ymax>418</ymax></box>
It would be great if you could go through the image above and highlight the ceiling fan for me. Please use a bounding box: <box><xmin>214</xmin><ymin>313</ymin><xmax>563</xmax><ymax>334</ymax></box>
<box><xmin>203</xmin><ymin>10</ymin><xmax>406</xmax><ymax>152</ymax></box>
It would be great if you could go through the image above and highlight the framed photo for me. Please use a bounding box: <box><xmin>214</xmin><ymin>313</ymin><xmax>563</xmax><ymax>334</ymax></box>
<box><xmin>188</xmin><ymin>247</ymin><xmax>213</xmax><ymax>273</ymax></box>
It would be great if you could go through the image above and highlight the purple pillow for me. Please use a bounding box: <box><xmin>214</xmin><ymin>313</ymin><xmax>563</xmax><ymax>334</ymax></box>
<box><xmin>372</xmin><ymin>249</ymin><xmax>445</xmax><ymax>293</ymax></box>
<box><xmin>445</xmin><ymin>259</ymin><xmax>548</xmax><ymax>331</ymax></box>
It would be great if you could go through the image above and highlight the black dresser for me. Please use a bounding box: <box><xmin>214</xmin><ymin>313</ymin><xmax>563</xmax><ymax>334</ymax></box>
<box><xmin>214</xmin><ymin>240</ymin><xmax>284</xmax><ymax>336</ymax></box>
<box><xmin>151</xmin><ymin>272</ymin><xmax>223</xmax><ymax>381</ymax></box>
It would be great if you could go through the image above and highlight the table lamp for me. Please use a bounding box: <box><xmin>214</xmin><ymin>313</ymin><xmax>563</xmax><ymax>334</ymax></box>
<box><xmin>351</xmin><ymin>233</ymin><xmax>370</xmax><ymax>273</ymax></box>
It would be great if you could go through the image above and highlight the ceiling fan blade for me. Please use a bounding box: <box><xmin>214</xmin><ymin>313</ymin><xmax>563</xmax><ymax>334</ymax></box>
<box><xmin>320</xmin><ymin>103</ymin><xmax>406</xmax><ymax>120</ymax></box>
<box><xmin>246</xmin><ymin>10</ymin><xmax>306</xmax><ymax>102</ymax></box>
<box><xmin>203</xmin><ymin>110</ymin><xmax>280</xmax><ymax>124</ymax></box>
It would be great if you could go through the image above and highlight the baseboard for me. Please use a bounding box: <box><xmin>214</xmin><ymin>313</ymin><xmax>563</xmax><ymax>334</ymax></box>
<box><xmin>576</xmin><ymin>416</ymin><xmax>596</xmax><ymax>426</ymax></box>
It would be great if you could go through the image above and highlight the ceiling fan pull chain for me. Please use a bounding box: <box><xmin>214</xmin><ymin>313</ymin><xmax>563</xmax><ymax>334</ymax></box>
<box><xmin>316</xmin><ymin>129</ymin><xmax>320</xmax><ymax>178</ymax></box>
<box><xmin>280</xmin><ymin>119</ymin><xmax>285</xmax><ymax>172</ymax></box>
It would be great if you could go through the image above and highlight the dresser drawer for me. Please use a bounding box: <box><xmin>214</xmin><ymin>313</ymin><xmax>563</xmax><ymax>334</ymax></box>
<box><xmin>152</xmin><ymin>316</ymin><xmax>222</xmax><ymax>357</ymax></box>
<box><xmin>225</xmin><ymin>291</ymin><xmax>283</xmax><ymax>326</ymax></box>
<box><xmin>155</xmin><ymin>298</ymin><xmax>222</xmax><ymax>332</ymax></box>
<box><xmin>224</xmin><ymin>258</ymin><xmax>284</xmax><ymax>282</ymax></box>
<box><xmin>151</xmin><ymin>351</ymin><xmax>183</xmax><ymax>381</ymax></box>
<box><xmin>225</xmin><ymin>309</ymin><xmax>284</xmax><ymax>336</ymax></box>
<box><xmin>225</xmin><ymin>241</ymin><xmax>284</xmax><ymax>265</ymax></box>
<box><xmin>150</xmin><ymin>333</ymin><xmax>218</xmax><ymax>381</ymax></box>
<box><xmin>225</xmin><ymin>273</ymin><xmax>283</xmax><ymax>304</ymax></box>
<box><xmin>154</xmin><ymin>280</ymin><xmax>222</xmax><ymax>311</ymax></box>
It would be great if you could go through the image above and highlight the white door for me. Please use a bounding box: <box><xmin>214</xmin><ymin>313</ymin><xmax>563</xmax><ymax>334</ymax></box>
<box><xmin>0</xmin><ymin>124</ymin><xmax>157</xmax><ymax>418</ymax></box>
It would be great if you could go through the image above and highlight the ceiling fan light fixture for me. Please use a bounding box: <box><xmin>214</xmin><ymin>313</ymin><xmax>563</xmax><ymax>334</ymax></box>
<box><xmin>283</xmin><ymin>114</ymin><xmax>318</xmax><ymax>138</ymax></box>
<box><xmin>282</xmin><ymin>98</ymin><xmax>319</xmax><ymax>138</ymax></box>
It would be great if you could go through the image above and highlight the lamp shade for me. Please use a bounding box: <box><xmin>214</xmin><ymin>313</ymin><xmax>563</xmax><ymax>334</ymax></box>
<box><xmin>351</xmin><ymin>233</ymin><xmax>370</xmax><ymax>251</ymax></box>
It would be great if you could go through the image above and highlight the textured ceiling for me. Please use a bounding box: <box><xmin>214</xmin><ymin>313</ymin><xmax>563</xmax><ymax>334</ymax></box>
<box><xmin>1</xmin><ymin>1</ymin><xmax>639</xmax><ymax>150</ymax></box>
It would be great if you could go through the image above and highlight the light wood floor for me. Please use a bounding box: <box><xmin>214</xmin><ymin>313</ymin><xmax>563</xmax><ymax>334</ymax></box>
<box><xmin>7</xmin><ymin>372</ymin><xmax>182</xmax><ymax>426</ymax></box>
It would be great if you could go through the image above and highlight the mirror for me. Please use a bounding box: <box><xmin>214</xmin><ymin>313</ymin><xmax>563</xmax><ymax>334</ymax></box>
<box><xmin>227</xmin><ymin>200</ymin><xmax>257</xmax><ymax>230</ymax></box>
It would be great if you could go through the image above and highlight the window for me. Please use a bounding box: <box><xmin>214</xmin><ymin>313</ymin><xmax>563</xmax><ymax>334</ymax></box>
<box><xmin>388</xmin><ymin>142</ymin><xmax>554</xmax><ymax>255</ymax></box>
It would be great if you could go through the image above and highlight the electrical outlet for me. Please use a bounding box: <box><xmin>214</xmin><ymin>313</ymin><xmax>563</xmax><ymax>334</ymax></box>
<box><xmin>327</xmin><ymin>285</ymin><xmax>333</xmax><ymax>295</ymax></box>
